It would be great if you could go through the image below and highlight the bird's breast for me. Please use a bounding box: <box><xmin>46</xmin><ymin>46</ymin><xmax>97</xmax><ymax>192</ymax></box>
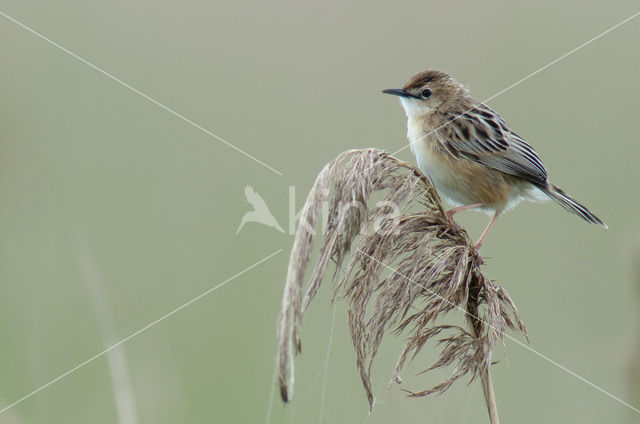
<box><xmin>406</xmin><ymin>116</ymin><xmax>523</xmax><ymax>212</ymax></box>
<box><xmin>407</xmin><ymin>117</ymin><xmax>462</xmax><ymax>202</ymax></box>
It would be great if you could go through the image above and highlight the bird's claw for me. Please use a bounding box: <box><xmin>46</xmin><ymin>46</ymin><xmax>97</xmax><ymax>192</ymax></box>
<box><xmin>445</xmin><ymin>212</ymin><xmax>460</xmax><ymax>232</ymax></box>
<box><xmin>471</xmin><ymin>245</ymin><xmax>485</xmax><ymax>265</ymax></box>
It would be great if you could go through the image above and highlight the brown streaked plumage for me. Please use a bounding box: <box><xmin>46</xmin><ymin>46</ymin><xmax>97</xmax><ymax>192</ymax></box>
<box><xmin>383</xmin><ymin>69</ymin><xmax>606</xmax><ymax>248</ymax></box>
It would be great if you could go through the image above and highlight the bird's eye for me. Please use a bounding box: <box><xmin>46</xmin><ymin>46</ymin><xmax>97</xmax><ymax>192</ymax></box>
<box><xmin>420</xmin><ymin>89</ymin><xmax>432</xmax><ymax>99</ymax></box>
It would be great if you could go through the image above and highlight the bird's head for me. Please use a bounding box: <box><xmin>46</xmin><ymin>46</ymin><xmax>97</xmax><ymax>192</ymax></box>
<box><xmin>383</xmin><ymin>69</ymin><xmax>468</xmax><ymax>117</ymax></box>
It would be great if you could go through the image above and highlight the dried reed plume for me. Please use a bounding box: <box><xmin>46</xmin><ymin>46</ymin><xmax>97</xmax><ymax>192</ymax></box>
<box><xmin>277</xmin><ymin>148</ymin><xmax>527</xmax><ymax>423</ymax></box>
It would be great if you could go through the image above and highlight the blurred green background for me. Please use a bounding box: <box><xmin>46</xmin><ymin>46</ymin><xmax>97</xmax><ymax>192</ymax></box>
<box><xmin>1</xmin><ymin>0</ymin><xmax>639</xmax><ymax>423</ymax></box>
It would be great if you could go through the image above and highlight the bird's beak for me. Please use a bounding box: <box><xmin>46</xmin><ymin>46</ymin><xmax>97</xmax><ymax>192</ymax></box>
<box><xmin>382</xmin><ymin>88</ymin><xmax>419</xmax><ymax>99</ymax></box>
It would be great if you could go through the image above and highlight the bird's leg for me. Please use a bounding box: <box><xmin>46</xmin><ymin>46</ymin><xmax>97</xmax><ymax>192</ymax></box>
<box><xmin>474</xmin><ymin>210</ymin><xmax>501</xmax><ymax>250</ymax></box>
<box><xmin>445</xmin><ymin>203</ymin><xmax>483</xmax><ymax>230</ymax></box>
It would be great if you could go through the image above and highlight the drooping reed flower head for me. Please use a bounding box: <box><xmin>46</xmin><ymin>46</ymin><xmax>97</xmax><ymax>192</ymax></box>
<box><xmin>277</xmin><ymin>148</ymin><xmax>527</xmax><ymax>409</ymax></box>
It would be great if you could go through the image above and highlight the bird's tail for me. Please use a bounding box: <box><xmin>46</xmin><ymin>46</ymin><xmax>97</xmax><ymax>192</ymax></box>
<box><xmin>542</xmin><ymin>184</ymin><xmax>607</xmax><ymax>228</ymax></box>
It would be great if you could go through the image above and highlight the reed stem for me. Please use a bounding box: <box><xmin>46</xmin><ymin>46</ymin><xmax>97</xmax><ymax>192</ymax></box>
<box><xmin>467</xmin><ymin>306</ymin><xmax>499</xmax><ymax>424</ymax></box>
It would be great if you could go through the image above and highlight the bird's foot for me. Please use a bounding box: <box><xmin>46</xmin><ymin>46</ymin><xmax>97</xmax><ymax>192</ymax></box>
<box><xmin>445</xmin><ymin>210</ymin><xmax>461</xmax><ymax>232</ymax></box>
<box><xmin>471</xmin><ymin>244</ymin><xmax>485</xmax><ymax>265</ymax></box>
<box><xmin>444</xmin><ymin>203</ymin><xmax>483</xmax><ymax>232</ymax></box>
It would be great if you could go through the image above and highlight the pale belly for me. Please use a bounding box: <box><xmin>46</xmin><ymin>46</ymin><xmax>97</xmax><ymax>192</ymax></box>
<box><xmin>410</xmin><ymin>137</ymin><xmax>473</xmax><ymax>207</ymax></box>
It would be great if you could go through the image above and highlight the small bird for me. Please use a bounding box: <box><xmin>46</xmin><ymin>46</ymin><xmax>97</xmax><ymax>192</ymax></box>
<box><xmin>236</xmin><ymin>186</ymin><xmax>285</xmax><ymax>234</ymax></box>
<box><xmin>383</xmin><ymin>69</ymin><xmax>606</xmax><ymax>248</ymax></box>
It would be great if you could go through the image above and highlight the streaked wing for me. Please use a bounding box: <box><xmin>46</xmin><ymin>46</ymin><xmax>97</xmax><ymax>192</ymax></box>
<box><xmin>433</xmin><ymin>103</ymin><xmax>548</xmax><ymax>186</ymax></box>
